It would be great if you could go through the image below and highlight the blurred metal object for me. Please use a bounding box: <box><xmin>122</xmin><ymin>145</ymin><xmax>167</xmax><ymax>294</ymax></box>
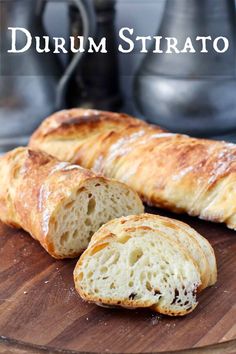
<box><xmin>67</xmin><ymin>0</ymin><xmax>122</xmax><ymax>111</ymax></box>
<box><xmin>134</xmin><ymin>0</ymin><xmax>236</xmax><ymax>138</ymax></box>
<box><xmin>0</xmin><ymin>0</ymin><xmax>95</xmax><ymax>152</ymax></box>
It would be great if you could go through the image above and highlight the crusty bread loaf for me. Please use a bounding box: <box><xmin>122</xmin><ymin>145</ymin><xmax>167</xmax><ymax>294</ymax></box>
<box><xmin>93</xmin><ymin>214</ymin><xmax>217</xmax><ymax>290</ymax></box>
<box><xmin>0</xmin><ymin>147</ymin><xmax>144</xmax><ymax>258</ymax></box>
<box><xmin>74</xmin><ymin>214</ymin><xmax>213</xmax><ymax>316</ymax></box>
<box><xmin>30</xmin><ymin>109</ymin><xmax>236</xmax><ymax>231</ymax></box>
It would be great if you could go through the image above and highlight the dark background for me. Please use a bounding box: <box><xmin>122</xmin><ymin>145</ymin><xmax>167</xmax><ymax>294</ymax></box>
<box><xmin>44</xmin><ymin>0</ymin><xmax>166</xmax><ymax>113</ymax></box>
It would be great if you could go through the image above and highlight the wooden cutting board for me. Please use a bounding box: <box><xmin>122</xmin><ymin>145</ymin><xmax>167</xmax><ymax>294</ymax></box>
<box><xmin>0</xmin><ymin>208</ymin><xmax>236</xmax><ymax>354</ymax></box>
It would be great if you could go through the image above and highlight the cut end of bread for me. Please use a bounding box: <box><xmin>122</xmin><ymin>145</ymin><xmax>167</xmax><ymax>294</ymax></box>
<box><xmin>74</xmin><ymin>223</ymin><xmax>201</xmax><ymax>316</ymax></box>
<box><xmin>48</xmin><ymin>178</ymin><xmax>144</xmax><ymax>258</ymax></box>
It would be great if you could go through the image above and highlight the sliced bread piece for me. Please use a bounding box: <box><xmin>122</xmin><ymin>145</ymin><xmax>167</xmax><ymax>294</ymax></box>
<box><xmin>95</xmin><ymin>214</ymin><xmax>216</xmax><ymax>290</ymax></box>
<box><xmin>74</xmin><ymin>223</ymin><xmax>202</xmax><ymax>316</ymax></box>
<box><xmin>168</xmin><ymin>219</ymin><xmax>217</xmax><ymax>286</ymax></box>
<box><xmin>0</xmin><ymin>147</ymin><xmax>144</xmax><ymax>258</ymax></box>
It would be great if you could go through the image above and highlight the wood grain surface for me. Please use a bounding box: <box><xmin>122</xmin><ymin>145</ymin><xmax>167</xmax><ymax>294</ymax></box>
<box><xmin>0</xmin><ymin>208</ymin><xmax>236</xmax><ymax>354</ymax></box>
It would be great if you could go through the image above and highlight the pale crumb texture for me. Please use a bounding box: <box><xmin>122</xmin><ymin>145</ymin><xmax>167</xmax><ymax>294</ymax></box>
<box><xmin>52</xmin><ymin>179</ymin><xmax>144</xmax><ymax>257</ymax></box>
<box><xmin>73</xmin><ymin>214</ymin><xmax>215</xmax><ymax>317</ymax></box>
<box><xmin>97</xmin><ymin>213</ymin><xmax>217</xmax><ymax>289</ymax></box>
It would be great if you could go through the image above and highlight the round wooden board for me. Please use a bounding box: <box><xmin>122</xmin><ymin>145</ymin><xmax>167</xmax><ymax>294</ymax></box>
<box><xmin>0</xmin><ymin>208</ymin><xmax>236</xmax><ymax>354</ymax></box>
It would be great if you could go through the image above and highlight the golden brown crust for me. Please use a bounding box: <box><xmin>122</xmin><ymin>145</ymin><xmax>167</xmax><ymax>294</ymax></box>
<box><xmin>30</xmin><ymin>108</ymin><xmax>236</xmax><ymax>230</ymax></box>
<box><xmin>0</xmin><ymin>147</ymin><xmax>141</xmax><ymax>258</ymax></box>
<box><xmin>31</xmin><ymin>109</ymin><xmax>147</xmax><ymax>139</ymax></box>
<box><xmin>0</xmin><ymin>147</ymin><xmax>95</xmax><ymax>257</ymax></box>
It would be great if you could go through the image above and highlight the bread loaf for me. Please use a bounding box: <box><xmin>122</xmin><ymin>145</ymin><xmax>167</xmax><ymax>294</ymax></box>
<box><xmin>94</xmin><ymin>214</ymin><xmax>217</xmax><ymax>289</ymax></box>
<box><xmin>74</xmin><ymin>214</ymin><xmax>216</xmax><ymax>316</ymax></box>
<box><xmin>30</xmin><ymin>109</ymin><xmax>236</xmax><ymax>231</ymax></box>
<box><xmin>0</xmin><ymin>147</ymin><xmax>144</xmax><ymax>258</ymax></box>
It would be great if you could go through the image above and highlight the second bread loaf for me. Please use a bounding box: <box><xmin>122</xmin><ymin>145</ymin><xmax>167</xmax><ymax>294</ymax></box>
<box><xmin>30</xmin><ymin>109</ymin><xmax>236</xmax><ymax>231</ymax></box>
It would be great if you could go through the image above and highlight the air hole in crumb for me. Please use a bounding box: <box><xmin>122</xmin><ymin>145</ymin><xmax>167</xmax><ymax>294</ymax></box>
<box><xmin>110</xmin><ymin>282</ymin><xmax>116</xmax><ymax>289</ymax></box>
<box><xmin>129</xmin><ymin>292</ymin><xmax>137</xmax><ymax>300</ymax></box>
<box><xmin>85</xmin><ymin>218</ymin><xmax>92</xmax><ymax>226</ymax></box>
<box><xmin>95</xmin><ymin>183</ymin><xmax>101</xmax><ymax>187</ymax></box>
<box><xmin>87</xmin><ymin>197</ymin><xmax>96</xmax><ymax>215</ymax></box>
<box><xmin>171</xmin><ymin>289</ymin><xmax>179</xmax><ymax>305</ymax></box>
<box><xmin>119</xmin><ymin>235</ymin><xmax>131</xmax><ymax>244</ymax></box>
<box><xmin>60</xmin><ymin>231</ymin><xmax>70</xmax><ymax>245</ymax></box>
<box><xmin>129</xmin><ymin>248</ymin><xmax>143</xmax><ymax>266</ymax></box>
<box><xmin>154</xmin><ymin>289</ymin><xmax>161</xmax><ymax>296</ymax></box>
<box><xmin>146</xmin><ymin>281</ymin><xmax>152</xmax><ymax>292</ymax></box>
<box><xmin>101</xmin><ymin>266</ymin><xmax>108</xmax><ymax>273</ymax></box>
<box><xmin>129</xmin><ymin>281</ymin><xmax>134</xmax><ymax>287</ymax></box>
